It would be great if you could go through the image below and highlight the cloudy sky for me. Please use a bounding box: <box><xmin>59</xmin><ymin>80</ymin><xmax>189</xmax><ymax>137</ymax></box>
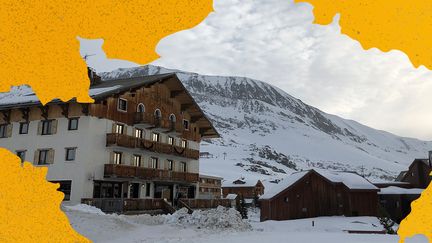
<box><xmin>80</xmin><ymin>0</ymin><xmax>432</xmax><ymax>140</ymax></box>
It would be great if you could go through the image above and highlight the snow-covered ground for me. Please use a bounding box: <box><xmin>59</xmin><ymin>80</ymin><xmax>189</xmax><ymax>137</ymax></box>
<box><xmin>65</xmin><ymin>205</ymin><xmax>427</xmax><ymax>243</ymax></box>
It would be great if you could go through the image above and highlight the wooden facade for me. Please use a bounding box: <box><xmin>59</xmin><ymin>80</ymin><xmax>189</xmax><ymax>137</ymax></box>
<box><xmin>398</xmin><ymin>159</ymin><xmax>432</xmax><ymax>189</ymax></box>
<box><xmin>260</xmin><ymin>170</ymin><xmax>378</xmax><ymax>221</ymax></box>
<box><xmin>222</xmin><ymin>180</ymin><xmax>265</xmax><ymax>199</ymax></box>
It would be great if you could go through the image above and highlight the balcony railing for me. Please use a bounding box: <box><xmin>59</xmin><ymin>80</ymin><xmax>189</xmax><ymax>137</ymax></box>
<box><xmin>106</xmin><ymin>133</ymin><xmax>200</xmax><ymax>160</ymax></box>
<box><xmin>104</xmin><ymin>164</ymin><xmax>199</xmax><ymax>183</ymax></box>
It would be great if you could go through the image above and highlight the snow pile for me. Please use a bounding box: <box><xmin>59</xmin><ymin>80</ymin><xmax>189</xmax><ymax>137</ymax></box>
<box><xmin>165</xmin><ymin>206</ymin><xmax>251</xmax><ymax>231</ymax></box>
<box><xmin>119</xmin><ymin>214</ymin><xmax>166</xmax><ymax>225</ymax></box>
<box><xmin>64</xmin><ymin>204</ymin><xmax>106</xmax><ymax>216</ymax></box>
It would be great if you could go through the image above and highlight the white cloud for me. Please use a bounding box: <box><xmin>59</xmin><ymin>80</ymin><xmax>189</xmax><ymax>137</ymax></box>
<box><xmin>80</xmin><ymin>0</ymin><xmax>432</xmax><ymax>140</ymax></box>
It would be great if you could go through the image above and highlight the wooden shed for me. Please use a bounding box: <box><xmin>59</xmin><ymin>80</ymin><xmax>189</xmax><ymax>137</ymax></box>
<box><xmin>259</xmin><ymin>169</ymin><xmax>379</xmax><ymax>221</ymax></box>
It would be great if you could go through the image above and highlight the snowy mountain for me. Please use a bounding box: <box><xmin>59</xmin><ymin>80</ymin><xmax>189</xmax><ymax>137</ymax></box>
<box><xmin>100</xmin><ymin>65</ymin><xmax>432</xmax><ymax>184</ymax></box>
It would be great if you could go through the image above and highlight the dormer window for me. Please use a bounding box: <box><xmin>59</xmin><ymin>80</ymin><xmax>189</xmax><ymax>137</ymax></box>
<box><xmin>137</xmin><ymin>103</ymin><xmax>145</xmax><ymax>113</ymax></box>
<box><xmin>117</xmin><ymin>98</ymin><xmax>128</xmax><ymax>112</ymax></box>
<box><xmin>154</xmin><ymin>109</ymin><xmax>162</xmax><ymax>119</ymax></box>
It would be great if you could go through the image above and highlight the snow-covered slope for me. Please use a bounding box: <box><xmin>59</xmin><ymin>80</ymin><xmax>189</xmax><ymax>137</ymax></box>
<box><xmin>99</xmin><ymin>65</ymin><xmax>432</xmax><ymax>184</ymax></box>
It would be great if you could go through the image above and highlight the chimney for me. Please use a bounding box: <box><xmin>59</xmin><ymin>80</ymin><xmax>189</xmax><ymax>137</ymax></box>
<box><xmin>87</xmin><ymin>67</ymin><xmax>101</xmax><ymax>86</ymax></box>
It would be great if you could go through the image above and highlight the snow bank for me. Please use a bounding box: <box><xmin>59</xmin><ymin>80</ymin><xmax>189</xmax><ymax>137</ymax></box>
<box><xmin>64</xmin><ymin>204</ymin><xmax>106</xmax><ymax>216</ymax></box>
<box><xmin>165</xmin><ymin>206</ymin><xmax>251</xmax><ymax>231</ymax></box>
<box><xmin>65</xmin><ymin>204</ymin><xmax>251</xmax><ymax>231</ymax></box>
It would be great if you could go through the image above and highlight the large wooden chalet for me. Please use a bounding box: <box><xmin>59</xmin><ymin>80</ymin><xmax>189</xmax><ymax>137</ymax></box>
<box><xmin>259</xmin><ymin>169</ymin><xmax>379</xmax><ymax>221</ymax></box>
<box><xmin>0</xmin><ymin>71</ymin><xmax>220</xmax><ymax>213</ymax></box>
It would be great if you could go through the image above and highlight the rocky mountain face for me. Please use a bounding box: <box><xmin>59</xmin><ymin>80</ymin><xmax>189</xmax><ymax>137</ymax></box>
<box><xmin>101</xmin><ymin>65</ymin><xmax>431</xmax><ymax>183</ymax></box>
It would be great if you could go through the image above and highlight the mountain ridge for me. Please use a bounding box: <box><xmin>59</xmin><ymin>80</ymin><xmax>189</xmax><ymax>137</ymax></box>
<box><xmin>99</xmin><ymin>65</ymin><xmax>431</xmax><ymax>184</ymax></box>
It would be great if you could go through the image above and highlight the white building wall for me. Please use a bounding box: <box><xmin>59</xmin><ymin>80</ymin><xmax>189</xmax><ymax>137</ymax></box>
<box><xmin>0</xmin><ymin>116</ymin><xmax>200</xmax><ymax>205</ymax></box>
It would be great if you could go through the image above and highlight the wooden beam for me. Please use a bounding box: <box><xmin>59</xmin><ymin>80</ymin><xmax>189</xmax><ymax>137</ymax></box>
<box><xmin>59</xmin><ymin>104</ymin><xmax>69</xmax><ymax>118</ymax></box>
<box><xmin>20</xmin><ymin>108</ymin><xmax>30</xmax><ymax>122</ymax></box>
<box><xmin>39</xmin><ymin>106</ymin><xmax>49</xmax><ymax>120</ymax></box>
<box><xmin>1</xmin><ymin>110</ymin><xmax>11</xmax><ymax>124</ymax></box>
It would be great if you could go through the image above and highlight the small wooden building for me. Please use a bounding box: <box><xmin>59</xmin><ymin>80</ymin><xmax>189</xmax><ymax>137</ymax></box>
<box><xmin>259</xmin><ymin>169</ymin><xmax>379</xmax><ymax>221</ymax></box>
<box><xmin>397</xmin><ymin>158</ymin><xmax>432</xmax><ymax>189</ymax></box>
<box><xmin>222</xmin><ymin>179</ymin><xmax>265</xmax><ymax>199</ymax></box>
<box><xmin>378</xmin><ymin>186</ymin><xmax>423</xmax><ymax>223</ymax></box>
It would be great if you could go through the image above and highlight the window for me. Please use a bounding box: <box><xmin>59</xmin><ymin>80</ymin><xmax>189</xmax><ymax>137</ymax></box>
<box><xmin>19</xmin><ymin>122</ymin><xmax>29</xmax><ymax>134</ymax></box>
<box><xmin>180</xmin><ymin>162</ymin><xmax>187</xmax><ymax>172</ymax></box>
<box><xmin>0</xmin><ymin>124</ymin><xmax>9</xmax><ymax>138</ymax></box>
<box><xmin>68</xmin><ymin>118</ymin><xmax>79</xmax><ymax>130</ymax></box>
<box><xmin>167</xmin><ymin>160</ymin><xmax>173</xmax><ymax>171</ymax></box>
<box><xmin>151</xmin><ymin>132</ymin><xmax>159</xmax><ymax>142</ymax></box>
<box><xmin>51</xmin><ymin>180</ymin><xmax>72</xmax><ymax>201</ymax></box>
<box><xmin>154</xmin><ymin>109</ymin><xmax>162</xmax><ymax>119</ymax></box>
<box><xmin>38</xmin><ymin>149</ymin><xmax>50</xmax><ymax>165</ymax></box>
<box><xmin>115</xmin><ymin>124</ymin><xmax>124</xmax><ymax>134</ymax></box>
<box><xmin>183</xmin><ymin>119</ymin><xmax>190</xmax><ymax>130</ymax></box>
<box><xmin>135</xmin><ymin>128</ymin><xmax>143</xmax><ymax>138</ymax></box>
<box><xmin>168</xmin><ymin>136</ymin><xmax>174</xmax><ymax>145</ymax></box>
<box><xmin>113</xmin><ymin>151</ymin><xmax>122</xmax><ymax>164</ymax></box>
<box><xmin>133</xmin><ymin>155</ymin><xmax>142</xmax><ymax>167</ymax></box>
<box><xmin>16</xmin><ymin>150</ymin><xmax>26</xmax><ymax>162</ymax></box>
<box><xmin>137</xmin><ymin>103</ymin><xmax>145</xmax><ymax>113</ymax></box>
<box><xmin>150</xmin><ymin>157</ymin><xmax>158</xmax><ymax>169</ymax></box>
<box><xmin>41</xmin><ymin>120</ymin><xmax>53</xmax><ymax>135</ymax></box>
<box><xmin>284</xmin><ymin>197</ymin><xmax>289</xmax><ymax>203</ymax></box>
<box><xmin>117</xmin><ymin>98</ymin><xmax>128</xmax><ymax>112</ymax></box>
<box><xmin>181</xmin><ymin>139</ymin><xmax>187</xmax><ymax>148</ymax></box>
<box><xmin>65</xmin><ymin>147</ymin><xmax>76</xmax><ymax>161</ymax></box>
<box><xmin>169</xmin><ymin>114</ymin><xmax>176</xmax><ymax>122</ymax></box>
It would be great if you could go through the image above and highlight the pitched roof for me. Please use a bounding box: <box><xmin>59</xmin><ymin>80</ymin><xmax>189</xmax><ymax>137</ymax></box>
<box><xmin>0</xmin><ymin>73</ymin><xmax>219</xmax><ymax>138</ymax></box>
<box><xmin>260</xmin><ymin>169</ymin><xmax>378</xmax><ymax>200</ymax></box>
<box><xmin>260</xmin><ymin>171</ymin><xmax>309</xmax><ymax>199</ymax></box>
<box><xmin>0</xmin><ymin>73</ymin><xmax>173</xmax><ymax>110</ymax></box>
<box><xmin>222</xmin><ymin>179</ymin><xmax>261</xmax><ymax>187</ymax></box>
<box><xmin>314</xmin><ymin>169</ymin><xmax>378</xmax><ymax>191</ymax></box>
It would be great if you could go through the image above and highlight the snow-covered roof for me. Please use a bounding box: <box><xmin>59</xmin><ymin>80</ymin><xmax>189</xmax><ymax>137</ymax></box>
<box><xmin>314</xmin><ymin>169</ymin><xmax>378</xmax><ymax>191</ymax></box>
<box><xmin>222</xmin><ymin>179</ymin><xmax>261</xmax><ymax>187</ymax></box>
<box><xmin>260</xmin><ymin>169</ymin><xmax>378</xmax><ymax>200</ymax></box>
<box><xmin>260</xmin><ymin>171</ymin><xmax>309</xmax><ymax>199</ymax></box>
<box><xmin>0</xmin><ymin>73</ymin><xmax>174</xmax><ymax>109</ymax></box>
<box><xmin>378</xmin><ymin>186</ymin><xmax>423</xmax><ymax>195</ymax></box>
<box><xmin>199</xmin><ymin>174</ymin><xmax>223</xmax><ymax>180</ymax></box>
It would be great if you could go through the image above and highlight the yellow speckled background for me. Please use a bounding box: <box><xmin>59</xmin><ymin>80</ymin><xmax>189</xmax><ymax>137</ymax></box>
<box><xmin>295</xmin><ymin>1</ymin><xmax>432</xmax><ymax>241</ymax></box>
<box><xmin>0</xmin><ymin>1</ymin><xmax>213</xmax><ymax>241</ymax></box>
<box><xmin>0</xmin><ymin>0</ymin><xmax>213</xmax><ymax>104</ymax></box>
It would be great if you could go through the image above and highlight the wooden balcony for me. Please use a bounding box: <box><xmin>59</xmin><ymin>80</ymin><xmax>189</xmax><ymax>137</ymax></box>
<box><xmin>104</xmin><ymin>164</ymin><xmax>199</xmax><ymax>183</ymax></box>
<box><xmin>106</xmin><ymin>133</ymin><xmax>200</xmax><ymax>160</ymax></box>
